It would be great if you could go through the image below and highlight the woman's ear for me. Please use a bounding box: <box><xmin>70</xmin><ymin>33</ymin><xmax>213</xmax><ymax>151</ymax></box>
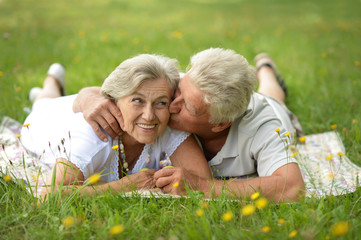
<box><xmin>211</xmin><ymin>122</ymin><xmax>232</xmax><ymax>133</ymax></box>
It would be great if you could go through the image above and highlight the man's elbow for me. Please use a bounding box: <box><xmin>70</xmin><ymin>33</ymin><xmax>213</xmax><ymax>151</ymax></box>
<box><xmin>285</xmin><ymin>178</ymin><xmax>306</xmax><ymax>202</ymax></box>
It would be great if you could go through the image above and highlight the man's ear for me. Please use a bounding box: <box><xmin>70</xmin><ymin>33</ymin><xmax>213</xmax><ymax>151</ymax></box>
<box><xmin>211</xmin><ymin>122</ymin><xmax>232</xmax><ymax>133</ymax></box>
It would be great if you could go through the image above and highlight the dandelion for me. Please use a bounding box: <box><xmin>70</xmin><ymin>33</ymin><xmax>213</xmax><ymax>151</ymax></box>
<box><xmin>196</xmin><ymin>209</ymin><xmax>204</xmax><ymax>217</ymax></box>
<box><xmin>290</xmin><ymin>152</ymin><xmax>297</xmax><ymax>158</ymax></box>
<box><xmin>173</xmin><ymin>182</ymin><xmax>179</xmax><ymax>188</ymax></box>
<box><xmin>355</xmin><ymin>60</ymin><xmax>361</xmax><ymax>67</ymax></box>
<box><xmin>331</xmin><ymin>221</ymin><xmax>350</xmax><ymax>237</ymax></box>
<box><xmin>62</xmin><ymin>216</ymin><xmax>75</xmax><ymax>227</ymax></box>
<box><xmin>284</xmin><ymin>132</ymin><xmax>290</xmax><ymax>137</ymax></box>
<box><xmin>222</xmin><ymin>211</ymin><xmax>233</xmax><ymax>222</ymax></box>
<box><xmin>241</xmin><ymin>204</ymin><xmax>256</xmax><ymax>216</ymax></box>
<box><xmin>3</xmin><ymin>175</ymin><xmax>11</xmax><ymax>182</ymax></box>
<box><xmin>298</xmin><ymin>136</ymin><xmax>306</xmax><ymax>143</ymax></box>
<box><xmin>337</xmin><ymin>152</ymin><xmax>344</xmax><ymax>157</ymax></box>
<box><xmin>260</xmin><ymin>226</ymin><xmax>271</xmax><ymax>233</ymax></box>
<box><xmin>255</xmin><ymin>197</ymin><xmax>268</xmax><ymax>209</ymax></box>
<box><xmin>88</xmin><ymin>173</ymin><xmax>101</xmax><ymax>184</ymax></box>
<box><xmin>289</xmin><ymin>230</ymin><xmax>298</xmax><ymax>238</ymax></box>
<box><xmin>251</xmin><ymin>192</ymin><xmax>260</xmax><ymax>200</ymax></box>
<box><xmin>16</xmin><ymin>134</ymin><xmax>21</xmax><ymax>139</ymax></box>
<box><xmin>331</xmin><ymin>124</ymin><xmax>337</xmax><ymax>130</ymax></box>
<box><xmin>78</xmin><ymin>31</ymin><xmax>86</xmax><ymax>38</ymax></box>
<box><xmin>112</xmin><ymin>145</ymin><xmax>119</xmax><ymax>150</ymax></box>
<box><xmin>201</xmin><ymin>201</ymin><xmax>209</xmax><ymax>209</ymax></box>
<box><xmin>322</xmin><ymin>52</ymin><xmax>328</xmax><ymax>58</ymax></box>
<box><xmin>275</xmin><ymin>128</ymin><xmax>280</xmax><ymax>133</ymax></box>
<box><xmin>278</xmin><ymin>218</ymin><xmax>285</xmax><ymax>225</ymax></box>
<box><xmin>0</xmin><ymin>71</ymin><xmax>3</xmax><ymax>77</ymax></box>
<box><xmin>23</xmin><ymin>123</ymin><xmax>30</xmax><ymax>127</ymax></box>
<box><xmin>326</xmin><ymin>154</ymin><xmax>333</xmax><ymax>161</ymax></box>
<box><xmin>109</xmin><ymin>224</ymin><xmax>124</xmax><ymax>235</ymax></box>
<box><xmin>352</xmin><ymin>119</ymin><xmax>358</xmax><ymax>124</ymax></box>
<box><xmin>132</xmin><ymin>38</ymin><xmax>140</xmax><ymax>45</ymax></box>
<box><xmin>328</xmin><ymin>173</ymin><xmax>334</xmax><ymax>179</ymax></box>
<box><xmin>171</xmin><ymin>31</ymin><xmax>183</xmax><ymax>39</ymax></box>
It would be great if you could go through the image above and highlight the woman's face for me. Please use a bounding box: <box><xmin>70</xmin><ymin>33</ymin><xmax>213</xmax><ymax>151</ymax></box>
<box><xmin>116</xmin><ymin>77</ymin><xmax>172</xmax><ymax>144</ymax></box>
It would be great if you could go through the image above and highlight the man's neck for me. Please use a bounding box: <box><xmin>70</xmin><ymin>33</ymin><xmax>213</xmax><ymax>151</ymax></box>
<box><xmin>197</xmin><ymin>127</ymin><xmax>230</xmax><ymax>161</ymax></box>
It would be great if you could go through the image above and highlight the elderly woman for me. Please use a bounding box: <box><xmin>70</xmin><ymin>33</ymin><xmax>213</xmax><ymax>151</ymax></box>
<box><xmin>21</xmin><ymin>54</ymin><xmax>211</xmax><ymax>198</ymax></box>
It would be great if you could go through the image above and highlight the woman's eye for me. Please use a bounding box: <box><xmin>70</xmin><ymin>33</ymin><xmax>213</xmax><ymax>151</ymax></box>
<box><xmin>132</xmin><ymin>98</ymin><xmax>142</xmax><ymax>103</ymax></box>
<box><xmin>157</xmin><ymin>101</ymin><xmax>169</xmax><ymax>107</ymax></box>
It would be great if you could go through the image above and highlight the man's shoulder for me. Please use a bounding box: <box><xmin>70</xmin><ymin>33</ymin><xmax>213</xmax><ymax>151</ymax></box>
<box><xmin>232</xmin><ymin>93</ymin><xmax>281</xmax><ymax>134</ymax></box>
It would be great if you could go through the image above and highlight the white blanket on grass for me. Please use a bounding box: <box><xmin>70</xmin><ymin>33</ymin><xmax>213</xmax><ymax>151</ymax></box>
<box><xmin>1</xmin><ymin>116</ymin><xmax>360</xmax><ymax>198</ymax></box>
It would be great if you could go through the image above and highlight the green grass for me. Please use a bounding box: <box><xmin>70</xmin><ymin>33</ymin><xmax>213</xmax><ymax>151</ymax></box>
<box><xmin>1</xmin><ymin>0</ymin><xmax>361</xmax><ymax>239</ymax></box>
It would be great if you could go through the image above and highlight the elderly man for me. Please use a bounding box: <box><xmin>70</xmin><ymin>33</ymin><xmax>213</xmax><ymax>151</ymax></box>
<box><xmin>73</xmin><ymin>48</ymin><xmax>305</xmax><ymax>202</ymax></box>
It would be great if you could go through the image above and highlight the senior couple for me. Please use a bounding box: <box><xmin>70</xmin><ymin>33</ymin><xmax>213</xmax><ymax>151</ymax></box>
<box><xmin>22</xmin><ymin>48</ymin><xmax>305</xmax><ymax>202</ymax></box>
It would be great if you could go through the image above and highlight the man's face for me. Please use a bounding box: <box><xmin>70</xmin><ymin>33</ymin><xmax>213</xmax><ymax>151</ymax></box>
<box><xmin>168</xmin><ymin>73</ymin><xmax>214</xmax><ymax>137</ymax></box>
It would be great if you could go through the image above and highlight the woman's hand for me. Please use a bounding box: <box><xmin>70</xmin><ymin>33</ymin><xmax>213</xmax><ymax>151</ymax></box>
<box><xmin>154</xmin><ymin>167</ymin><xmax>201</xmax><ymax>195</ymax></box>
<box><xmin>73</xmin><ymin>87</ymin><xmax>124</xmax><ymax>141</ymax></box>
<box><xmin>124</xmin><ymin>169</ymin><xmax>157</xmax><ymax>190</ymax></box>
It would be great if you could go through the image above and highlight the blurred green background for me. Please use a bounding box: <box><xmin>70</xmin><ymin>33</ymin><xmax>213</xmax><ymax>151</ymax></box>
<box><xmin>1</xmin><ymin>0</ymin><xmax>360</xmax><ymax>162</ymax></box>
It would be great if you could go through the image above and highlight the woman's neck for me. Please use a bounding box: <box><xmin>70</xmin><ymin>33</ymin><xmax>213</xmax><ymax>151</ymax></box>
<box><xmin>120</xmin><ymin>133</ymin><xmax>145</xmax><ymax>169</ymax></box>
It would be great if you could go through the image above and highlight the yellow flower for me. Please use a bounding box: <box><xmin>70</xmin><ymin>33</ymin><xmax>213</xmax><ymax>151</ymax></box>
<box><xmin>222</xmin><ymin>211</ymin><xmax>233</xmax><ymax>222</ymax></box>
<box><xmin>290</xmin><ymin>152</ymin><xmax>297</xmax><ymax>158</ymax></box>
<box><xmin>109</xmin><ymin>224</ymin><xmax>124</xmax><ymax>235</ymax></box>
<box><xmin>3</xmin><ymin>175</ymin><xmax>11</xmax><ymax>182</ymax></box>
<box><xmin>298</xmin><ymin>136</ymin><xmax>306</xmax><ymax>143</ymax></box>
<box><xmin>173</xmin><ymin>182</ymin><xmax>179</xmax><ymax>188</ymax></box>
<box><xmin>331</xmin><ymin>221</ymin><xmax>350</xmax><ymax>237</ymax></box>
<box><xmin>275</xmin><ymin>128</ymin><xmax>280</xmax><ymax>133</ymax></box>
<box><xmin>112</xmin><ymin>145</ymin><xmax>119</xmax><ymax>150</ymax></box>
<box><xmin>322</xmin><ymin>52</ymin><xmax>328</xmax><ymax>58</ymax></box>
<box><xmin>337</xmin><ymin>152</ymin><xmax>344</xmax><ymax>157</ymax></box>
<box><xmin>326</xmin><ymin>154</ymin><xmax>333</xmax><ymax>161</ymax></box>
<box><xmin>62</xmin><ymin>216</ymin><xmax>75</xmax><ymax>227</ymax></box>
<box><xmin>78</xmin><ymin>31</ymin><xmax>86</xmax><ymax>38</ymax></box>
<box><xmin>278</xmin><ymin>218</ymin><xmax>285</xmax><ymax>225</ymax></box>
<box><xmin>255</xmin><ymin>197</ymin><xmax>268</xmax><ymax>209</ymax></box>
<box><xmin>171</xmin><ymin>31</ymin><xmax>183</xmax><ymax>39</ymax></box>
<box><xmin>355</xmin><ymin>60</ymin><xmax>361</xmax><ymax>67</ymax></box>
<box><xmin>201</xmin><ymin>201</ymin><xmax>209</xmax><ymax>209</ymax></box>
<box><xmin>0</xmin><ymin>71</ymin><xmax>3</xmax><ymax>77</ymax></box>
<box><xmin>328</xmin><ymin>173</ymin><xmax>334</xmax><ymax>179</ymax></box>
<box><xmin>284</xmin><ymin>132</ymin><xmax>290</xmax><ymax>137</ymax></box>
<box><xmin>352</xmin><ymin>119</ymin><xmax>358</xmax><ymax>124</ymax></box>
<box><xmin>16</xmin><ymin>134</ymin><xmax>21</xmax><ymax>139</ymax></box>
<box><xmin>331</xmin><ymin>124</ymin><xmax>337</xmax><ymax>130</ymax></box>
<box><xmin>251</xmin><ymin>192</ymin><xmax>260</xmax><ymax>200</ymax></box>
<box><xmin>23</xmin><ymin>123</ymin><xmax>30</xmax><ymax>127</ymax></box>
<box><xmin>289</xmin><ymin>230</ymin><xmax>298</xmax><ymax>238</ymax></box>
<box><xmin>88</xmin><ymin>173</ymin><xmax>101</xmax><ymax>184</ymax></box>
<box><xmin>196</xmin><ymin>209</ymin><xmax>204</xmax><ymax>217</ymax></box>
<box><xmin>260</xmin><ymin>226</ymin><xmax>271</xmax><ymax>233</ymax></box>
<box><xmin>241</xmin><ymin>204</ymin><xmax>256</xmax><ymax>216</ymax></box>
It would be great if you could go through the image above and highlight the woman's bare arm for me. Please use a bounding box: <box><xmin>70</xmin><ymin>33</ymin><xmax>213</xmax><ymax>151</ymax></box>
<box><xmin>40</xmin><ymin>158</ymin><xmax>155</xmax><ymax>200</ymax></box>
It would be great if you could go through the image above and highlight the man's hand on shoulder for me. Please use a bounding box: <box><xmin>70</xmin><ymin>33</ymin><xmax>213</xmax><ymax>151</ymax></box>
<box><xmin>73</xmin><ymin>87</ymin><xmax>124</xmax><ymax>141</ymax></box>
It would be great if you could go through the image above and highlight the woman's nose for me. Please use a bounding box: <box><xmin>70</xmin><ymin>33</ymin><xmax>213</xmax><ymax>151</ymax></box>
<box><xmin>143</xmin><ymin>104</ymin><xmax>155</xmax><ymax>121</ymax></box>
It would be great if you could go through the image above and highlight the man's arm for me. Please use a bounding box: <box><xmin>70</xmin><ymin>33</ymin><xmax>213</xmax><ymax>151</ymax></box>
<box><xmin>155</xmin><ymin>163</ymin><xmax>305</xmax><ymax>202</ymax></box>
<box><xmin>204</xmin><ymin>163</ymin><xmax>305</xmax><ymax>202</ymax></box>
<box><xmin>73</xmin><ymin>87</ymin><xmax>124</xmax><ymax>141</ymax></box>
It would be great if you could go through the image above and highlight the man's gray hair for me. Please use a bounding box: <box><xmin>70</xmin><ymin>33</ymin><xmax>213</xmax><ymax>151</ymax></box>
<box><xmin>188</xmin><ymin>48</ymin><xmax>257</xmax><ymax>124</ymax></box>
<box><xmin>101</xmin><ymin>54</ymin><xmax>180</xmax><ymax>99</ymax></box>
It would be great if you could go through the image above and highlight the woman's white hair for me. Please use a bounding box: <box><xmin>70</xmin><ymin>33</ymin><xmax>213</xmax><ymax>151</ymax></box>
<box><xmin>188</xmin><ymin>48</ymin><xmax>257</xmax><ymax>124</ymax></box>
<box><xmin>101</xmin><ymin>54</ymin><xmax>180</xmax><ymax>99</ymax></box>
